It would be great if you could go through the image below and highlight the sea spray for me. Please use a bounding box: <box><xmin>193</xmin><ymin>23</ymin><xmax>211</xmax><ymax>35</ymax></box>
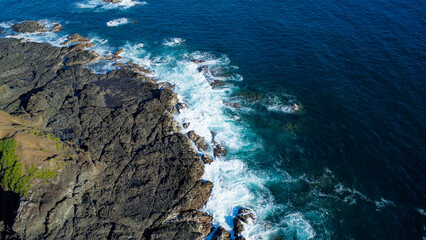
<box><xmin>106</xmin><ymin>18</ymin><xmax>130</xmax><ymax>27</ymax></box>
<box><xmin>77</xmin><ymin>0</ymin><xmax>147</xmax><ymax>10</ymax></box>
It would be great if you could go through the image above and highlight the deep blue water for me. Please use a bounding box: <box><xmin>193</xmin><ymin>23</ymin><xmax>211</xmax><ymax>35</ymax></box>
<box><xmin>1</xmin><ymin>0</ymin><xmax>425</xmax><ymax>239</ymax></box>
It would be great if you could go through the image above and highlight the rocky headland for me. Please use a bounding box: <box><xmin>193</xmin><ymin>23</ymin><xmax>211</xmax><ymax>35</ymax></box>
<box><xmin>0</xmin><ymin>19</ymin><xmax>255</xmax><ymax>239</ymax></box>
<box><xmin>0</xmin><ymin>36</ymin><xmax>215</xmax><ymax>239</ymax></box>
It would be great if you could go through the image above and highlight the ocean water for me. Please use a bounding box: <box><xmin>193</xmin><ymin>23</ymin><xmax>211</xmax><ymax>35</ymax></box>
<box><xmin>0</xmin><ymin>0</ymin><xmax>425</xmax><ymax>239</ymax></box>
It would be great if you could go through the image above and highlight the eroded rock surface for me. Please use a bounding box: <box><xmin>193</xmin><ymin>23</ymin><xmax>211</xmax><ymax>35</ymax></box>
<box><xmin>0</xmin><ymin>38</ymin><xmax>213</xmax><ymax>240</ymax></box>
<box><xmin>12</xmin><ymin>21</ymin><xmax>47</xmax><ymax>33</ymax></box>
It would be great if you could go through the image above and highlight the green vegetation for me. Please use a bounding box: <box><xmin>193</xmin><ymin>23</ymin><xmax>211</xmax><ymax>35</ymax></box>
<box><xmin>0</xmin><ymin>137</ymin><xmax>60</xmax><ymax>196</ymax></box>
<box><xmin>0</xmin><ymin>138</ymin><xmax>30</xmax><ymax>196</ymax></box>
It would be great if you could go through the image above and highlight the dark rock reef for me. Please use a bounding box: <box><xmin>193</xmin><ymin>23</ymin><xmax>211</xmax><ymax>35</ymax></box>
<box><xmin>0</xmin><ymin>38</ymin><xmax>213</xmax><ymax>239</ymax></box>
<box><xmin>12</xmin><ymin>21</ymin><xmax>47</xmax><ymax>33</ymax></box>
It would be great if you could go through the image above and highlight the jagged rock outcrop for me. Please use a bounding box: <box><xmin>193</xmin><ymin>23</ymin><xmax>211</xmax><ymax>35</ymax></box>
<box><xmin>233</xmin><ymin>208</ymin><xmax>255</xmax><ymax>239</ymax></box>
<box><xmin>187</xmin><ymin>131</ymin><xmax>208</xmax><ymax>151</ymax></box>
<box><xmin>212</xmin><ymin>226</ymin><xmax>231</xmax><ymax>240</ymax></box>
<box><xmin>12</xmin><ymin>21</ymin><xmax>47</xmax><ymax>33</ymax></box>
<box><xmin>61</xmin><ymin>33</ymin><xmax>90</xmax><ymax>45</ymax></box>
<box><xmin>49</xmin><ymin>23</ymin><xmax>62</xmax><ymax>32</ymax></box>
<box><xmin>0</xmin><ymin>38</ymin><xmax>213</xmax><ymax>240</ymax></box>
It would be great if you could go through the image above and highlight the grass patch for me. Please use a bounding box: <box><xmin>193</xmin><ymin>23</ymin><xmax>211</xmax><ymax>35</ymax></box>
<box><xmin>0</xmin><ymin>138</ymin><xmax>30</xmax><ymax>196</ymax></box>
<box><xmin>0</xmin><ymin>137</ymin><xmax>60</xmax><ymax>196</ymax></box>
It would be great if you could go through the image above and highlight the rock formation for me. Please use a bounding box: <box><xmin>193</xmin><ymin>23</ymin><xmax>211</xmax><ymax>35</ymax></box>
<box><xmin>212</xmin><ymin>226</ymin><xmax>231</xmax><ymax>240</ymax></box>
<box><xmin>0</xmin><ymin>38</ymin><xmax>213</xmax><ymax>240</ymax></box>
<box><xmin>12</xmin><ymin>21</ymin><xmax>47</xmax><ymax>33</ymax></box>
<box><xmin>233</xmin><ymin>208</ymin><xmax>255</xmax><ymax>240</ymax></box>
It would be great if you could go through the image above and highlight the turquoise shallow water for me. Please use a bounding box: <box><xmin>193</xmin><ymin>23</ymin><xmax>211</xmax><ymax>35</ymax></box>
<box><xmin>0</xmin><ymin>0</ymin><xmax>425</xmax><ymax>239</ymax></box>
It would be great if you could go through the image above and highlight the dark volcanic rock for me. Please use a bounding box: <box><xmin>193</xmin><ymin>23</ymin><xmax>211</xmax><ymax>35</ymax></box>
<box><xmin>12</xmin><ymin>21</ymin><xmax>47</xmax><ymax>33</ymax></box>
<box><xmin>212</xmin><ymin>226</ymin><xmax>231</xmax><ymax>240</ymax></box>
<box><xmin>64</xmin><ymin>49</ymin><xmax>100</xmax><ymax>66</ymax></box>
<box><xmin>233</xmin><ymin>208</ymin><xmax>255</xmax><ymax>238</ymax></box>
<box><xmin>213</xmin><ymin>143</ymin><xmax>227</xmax><ymax>157</ymax></box>
<box><xmin>187</xmin><ymin>130</ymin><xmax>208</xmax><ymax>151</ymax></box>
<box><xmin>0</xmin><ymin>38</ymin><xmax>213</xmax><ymax>240</ymax></box>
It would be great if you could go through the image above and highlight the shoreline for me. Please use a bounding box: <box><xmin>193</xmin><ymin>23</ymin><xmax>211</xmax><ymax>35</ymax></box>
<box><xmin>0</xmin><ymin>21</ymin><xmax>255</xmax><ymax>240</ymax></box>
<box><xmin>0</xmin><ymin>33</ymin><xmax>214</xmax><ymax>239</ymax></box>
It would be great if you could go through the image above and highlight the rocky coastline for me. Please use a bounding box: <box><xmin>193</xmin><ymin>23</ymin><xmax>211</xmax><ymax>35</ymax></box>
<box><xmin>0</xmin><ymin>21</ymin><xmax>254</xmax><ymax>240</ymax></box>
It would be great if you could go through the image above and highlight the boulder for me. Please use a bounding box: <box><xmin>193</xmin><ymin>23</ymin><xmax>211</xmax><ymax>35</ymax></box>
<box><xmin>50</xmin><ymin>23</ymin><xmax>63</xmax><ymax>32</ymax></box>
<box><xmin>212</xmin><ymin>226</ymin><xmax>231</xmax><ymax>240</ymax></box>
<box><xmin>202</xmin><ymin>154</ymin><xmax>213</xmax><ymax>164</ymax></box>
<box><xmin>213</xmin><ymin>143</ymin><xmax>227</xmax><ymax>157</ymax></box>
<box><xmin>187</xmin><ymin>130</ymin><xmax>208</xmax><ymax>151</ymax></box>
<box><xmin>198</xmin><ymin>65</ymin><xmax>209</xmax><ymax>72</ymax></box>
<box><xmin>233</xmin><ymin>208</ymin><xmax>255</xmax><ymax>238</ymax></box>
<box><xmin>224</xmin><ymin>101</ymin><xmax>242</xmax><ymax>108</ymax></box>
<box><xmin>12</xmin><ymin>21</ymin><xmax>47</xmax><ymax>33</ymax></box>
<box><xmin>183</xmin><ymin>122</ymin><xmax>190</xmax><ymax>128</ymax></box>
<box><xmin>61</xmin><ymin>33</ymin><xmax>89</xmax><ymax>45</ymax></box>
<box><xmin>113</xmin><ymin>48</ymin><xmax>124</xmax><ymax>56</ymax></box>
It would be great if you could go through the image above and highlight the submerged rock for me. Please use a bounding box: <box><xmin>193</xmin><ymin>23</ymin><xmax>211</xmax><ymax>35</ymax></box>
<box><xmin>224</xmin><ymin>101</ymin><xmax>242</xmax><ymax>108</ymax></box>
<box><xmin>211</xmin><ymin>80</ymin><xmax>226</xmax><ymax>88</ymax></box>
<box><xmin>12</xmin><ymin>21</ymin><xmax>47</xmax><ymax>33</ymax></box>
<box><xmin>198</xmin><ymin>65</ymin><xmax>209</xmax><ymax>72</ymax></box>
<box><xmin>291</xmin><ymin>102</ymin><xmax>300</xmax><ymax>111</ymax></box>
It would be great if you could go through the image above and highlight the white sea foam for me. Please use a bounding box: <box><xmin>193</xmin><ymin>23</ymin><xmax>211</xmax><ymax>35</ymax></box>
<box><xmin>118</xmin><ymin>44</ymin><xmax>317</xmax><ymax>239</ymax></box>
<box><xmin>107</xmin><ymin>18</ymin><xmax>130</xmax><ymax>27</ymax></box>
<box><xmin>264</xmin><ymin>94</ymin><xmax>298</xmax><ymax>113</ymax></box>
<box><xmin>162</xmin><ymin>37</ymin><xmax>185</xmax><ymax>47</ymax></box>
<box><xmin>77</xmin><ymin>0</ymin><xmax>146</xmax><ymax>10</ymax></box>
<box><xmin>0</xmin><ymin>21</ymin><xmax>13</xmax><ymax>29</ymax></box>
